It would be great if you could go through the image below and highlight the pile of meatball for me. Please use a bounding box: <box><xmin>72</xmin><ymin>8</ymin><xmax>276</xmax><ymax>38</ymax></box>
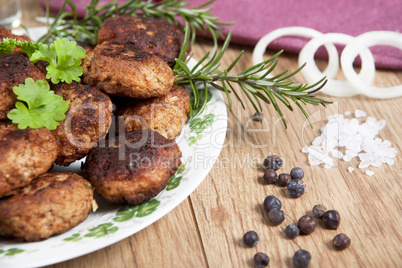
<box><xmin>0</xmin><ymin>16</ymin><xmax>190</xmax><ymax>241</ymax></box>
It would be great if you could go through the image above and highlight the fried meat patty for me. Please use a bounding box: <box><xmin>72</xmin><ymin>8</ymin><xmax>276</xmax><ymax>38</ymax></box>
<box><xmin>82</xmin><ymin>41</ymin><xmax>174</xmax><ymax>99</ymax></box>
<box><xmin>0</xmin><ymin>172</ymin><xmax>95</xmax><ymax>241</ymax></box>
<box><xmin>51</xmin><ymin>82</ymin><xmax>113</xmax><ymax>166</ymax></box>
<box><xmin>0</xmin><ymin>54</ymin><xmax>47</xmax><ymax>119</ymax></box>
<box><xmin>97</xmin><ymin>15</ymin><xmax>184</xmax><ymax>67</ymax></box>
<box><xmin>0</xmin><ymin>123</ymin><xmax>58</xmax><ymax>197</ymax></box>
<box><xmin>117</xmin><ymin>86</ymin><xmax>190</xmax><ymax>139</ymax></box>
<box><xmin>84</xmin><ymin>130</ymin><xmax>182</xmax><ymax>204</ymax></box>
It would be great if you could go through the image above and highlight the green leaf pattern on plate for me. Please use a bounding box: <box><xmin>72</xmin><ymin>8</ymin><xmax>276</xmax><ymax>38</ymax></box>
<box><xmin>63</xmin><ymin>233</ymin><xmax>83</xmax><ymax>242</ymax></box>
<box><xmin>188</xmin><ymin>113</ymin><xmax>215</xmax><ymax>145</ymax></box>
<box><xmin>0</xmin><ymin>248</ymin><xmax>24</xmax><ymax>256</ymax></box>
<box><xmin>84</xmin><ymin>223</ymin><xmax>119</xmax><ymax>238</ymax></box>
<box><xmin>166</xmin><ymin>163</ymin><xmax>186</xmax><ymax>191</ymax></box>
<box><xmin>113</xmin><ymin>199</ymin><xmax>161</xmax><ymax>223</ymax></box>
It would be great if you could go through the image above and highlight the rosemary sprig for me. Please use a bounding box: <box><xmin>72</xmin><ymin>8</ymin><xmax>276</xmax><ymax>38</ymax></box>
<box><xmin>174</xmin><ymin>25</ymin><xmax>331</xmax><ymax>128</ymax></box>
<box><xmin>38</xmin><ymin>0</ymin><xmax>232</xmax><ymax>45</ymax></box>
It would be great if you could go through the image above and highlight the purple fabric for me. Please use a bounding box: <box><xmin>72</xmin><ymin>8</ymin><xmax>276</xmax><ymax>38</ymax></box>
<box><xmin>40</xmin><ymin>0</ymin><xmax>402</xmax><ymax>69</ymax></box>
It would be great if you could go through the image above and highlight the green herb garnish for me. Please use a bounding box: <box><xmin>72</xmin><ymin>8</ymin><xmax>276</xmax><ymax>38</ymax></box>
<box><xmin>39</xmin><ymin>0</ymin><xmax>232</xmax><ymax>45</ymax></box>
<box><xmin>30</xmin><ymin>38</ymin><xmax>87</xmax><ymax>84</ymax></box>
<box><xmin>0</xmin><ymin>38</ymin><xmax>41</xmax><ymax>57</ymax></box>
<box><xmin>174</xmin><ymin>25</ymin><xmax>331</xmax><ymax>127</ymax></box>
<box><xmin>7</xmin><ymin>78</ymin><xmax>70</xmax><ymax>130</ymax></box>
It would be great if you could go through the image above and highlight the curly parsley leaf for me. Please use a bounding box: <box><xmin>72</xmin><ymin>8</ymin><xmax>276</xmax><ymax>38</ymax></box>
<box><xmin>7</xmin><ymin>78</ymin><xmax>70</xmax><ymax>130</ymax></box>
<box><xmin>30</xmin><ymin>38</ymin><xmax>86</xmax><ymax>84</ymax></box>
<box><xmin>16</xmin><ymin>40</ymin><xmax>42</xmax><ymax>58</ymax></box>
<box><xmin>0</xmin><ymin>38</ymin><xmax>17</xmax><ymax>55</ymax></box>
<box><xmin>0</xmin><ymin>38</ymin><xmax>42</xmax><ymax>57</ymax></box>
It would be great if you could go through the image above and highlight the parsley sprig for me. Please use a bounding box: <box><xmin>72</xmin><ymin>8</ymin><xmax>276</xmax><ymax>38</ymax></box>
<box><xmin>30</xmin><ymin>38</ymin><xmax>87</xmax><ymax>84</ymax></box>
<box><xmin>0</xmin><ymin>38</ymin><xmax>86</xmax><ymax>130</ymax></box>
<box><xmin>7</xmin><ymin>78</ymin><xmax>70</xmax><ymax>130</ymax></box>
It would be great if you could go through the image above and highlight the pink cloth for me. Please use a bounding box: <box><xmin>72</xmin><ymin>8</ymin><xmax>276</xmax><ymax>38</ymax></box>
<box><xmin>41</xmin><ymin>0</ymin><xmax>402</xmax><ymax>69</ymax></box>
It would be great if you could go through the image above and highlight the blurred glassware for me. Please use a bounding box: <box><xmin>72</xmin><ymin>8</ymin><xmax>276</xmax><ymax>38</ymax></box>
<box><xmin>0</xmin><ymin>0</ymin><xmax>21</xmax><ymax>28</ymax></box>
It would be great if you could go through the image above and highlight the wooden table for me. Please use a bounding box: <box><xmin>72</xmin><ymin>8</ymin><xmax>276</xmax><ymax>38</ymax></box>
<box><xmin>20</xmin><ymin>1</ymin><xmax>401</xmax><ymax>267</ymax></box>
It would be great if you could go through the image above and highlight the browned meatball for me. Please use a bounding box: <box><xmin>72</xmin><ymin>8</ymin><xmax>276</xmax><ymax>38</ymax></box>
<box><xmin>0</xmin><ymin>123</ymin><xmax>58</xmax><ymax>198</ymax></box>
<box><xmin>0</xmin><ymin>54</ymin><xmax>47</xmax><ymax>119</ymax></box>
<box><xmin>51</xmin><ymin>82</ymin><xmax>113</xmax><ymax>166</ymax></box>
<box><xmin>84</xmin><ymin>130</ymin><xmax>182</xmax><ymax>204</ymax></box>
<box><xmin>97</xmin><ymin>15</ymin><xmax>185</xmax><ymax>68</ymax></box>
<box><xmin>117</xmin><ymin>86</ymin><xmax>190</xmax><ymax>139</ymax></box>
<box><xmin>0</xmin><ymin>172</ymin><xmax>95</xmax><ymax>241</ymax></box>
<box><xmin>82</xmin><ymin>41</ymin><xmax>174</xmax><ymax>99</ymax></box>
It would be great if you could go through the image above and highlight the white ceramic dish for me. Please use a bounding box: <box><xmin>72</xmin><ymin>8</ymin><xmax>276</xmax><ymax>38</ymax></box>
<box><xmin>0</xmin><ymin>27</ymin><xmax>227</xmax><ymax>268</ymax></box>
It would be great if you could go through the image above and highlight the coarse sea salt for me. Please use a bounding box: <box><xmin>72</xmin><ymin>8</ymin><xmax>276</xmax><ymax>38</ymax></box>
<box><xmin>302</xmin><ymin>109</ymin><xmax>397</xmax><ymax>175</ymax></box>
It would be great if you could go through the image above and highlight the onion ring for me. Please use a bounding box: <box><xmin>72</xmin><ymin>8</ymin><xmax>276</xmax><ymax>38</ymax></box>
<box><xmin>299</xmin><ymin>33</ymin><xmax>376</xmax><ymax>97</ymax></box>
<box><xmin>341</xmin><ymin>31</ymin><xmax>402</xmax><ymax>99</ymax></box>
<box><xmin>252</xmin><ymin>27</ymin><xmax>339</xmax><ymax>78</ymax></box>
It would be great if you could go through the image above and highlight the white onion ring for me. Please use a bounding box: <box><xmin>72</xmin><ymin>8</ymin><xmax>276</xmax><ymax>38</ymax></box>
<box><xmin>341</xmin><ymin>31</ymin><xmax>402</xmax><ymax>99</ymax></box>
<box><xmin>299</xmin><ymin>33</ymin><xmax>376</xmax><ymax>97</ymax></box>
<box><xmin>252</xmin><ymin>27</ymin><xmax>339</xmax><ymax>78</ymax></box>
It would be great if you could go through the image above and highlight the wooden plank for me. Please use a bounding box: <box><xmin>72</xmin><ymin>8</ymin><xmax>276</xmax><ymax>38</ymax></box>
<box><xmin>190</xmin><ymin>40</ymin><xmax>402</xmax><ymax>267</ymax></box>
<box><xmin>45</xmin><ymin>198</ymin><xmax>208</xmax><ymax>268</ymax></box>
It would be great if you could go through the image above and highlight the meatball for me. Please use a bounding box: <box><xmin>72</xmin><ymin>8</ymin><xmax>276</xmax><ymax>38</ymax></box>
<box><xmin>51</xmin><ymin>82</ymin><xmax>113</xmax><ymax>166</ymax></box>
<box><xmin>84</xmin><ymin>130</ymin><xmax>182</xmax><ymax>204</ymax></box>
<box><xmin>82</xmin><ymin>41</ymin><xmax>174</xmax><ymax>99</ymax></box>
<box><xmin>0</xmin><ymin>172</ymin><xmax>95</xmax><ymax>241</ymax></box>
<box><xmin>97</xmin><ymin>15</ymin><xmax>185</xmax><ymax>67</ymax></box>
<box><xmin>0</xmin><ymin>54</ymin><xmax>47</xmax><ymax>119</ymax></box>
<box><xmin>117</xmin><ymin>86</ymin><xmax>190</xmax><ymax>139</ymax></box>
<box><xmin>0</xmin><ymin>123</ymin><xmax>58</xmax><ymax>198</ymax></box>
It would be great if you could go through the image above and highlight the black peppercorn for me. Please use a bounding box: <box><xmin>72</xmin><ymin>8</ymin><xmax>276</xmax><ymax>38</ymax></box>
<box><xmin>243</xmin><ymin>230</ymin><xmax>259</xmax><ymax>247</ymax></box>
<box><xmin>290</xmin><ymin>167</ymin><xmax>304</xmax><ymax>180</ymax></box>
<box><xmin>287</xmin><ymin>179</ymin><xmax>306</xmax><ymax>198</ymax></box>
<box><xmin>284</xmin><ymin>224</ymin><xmax>300</xmax><ymax>239</ymax></box>
<box><xmin>333</xmin><ymin>233</ymin><xmax>351</xmax><ymax>250</ymax></box>
<box><xmin>323</xmin><ymin>210</ymin><xmax>341</xmax><ymax>230</ymax></box>
<box><xmin>263</xmin><ymin>195</ymin><xmax>281</xmax><ymax>212</ymax></box>
<box><xmin>293</xmin><ymin>249</ymin><xmax>311</xmax><ymax>268</ymax></box>
<box><xmin>263</xmin><ymin>169</ymin><xmax>277</xmax><ymax>184</ymax></box>
<box><xmin>277</xmin><ymin>173</ymin><xmax>291</xmax><ymax>187</ymax></box>
<box><xmin>263</xmin><ymin>155</ymin><xmax>283</xmax><ymax>171</ymax></box>
<box><xmin>268</xmin><ymin>209</ymin><xmax>285</xmax><ymax>225</ymax></box>
<box><xmin>298</xmin><ymin>215</ymin><xmax>317</xmax><ymax>235</ymax></box>
<box><xmin>312</xmin><ymin>204</ymin><xmax>327</xmax><ymax>218</ymax></box>
<box><xmin>254</xmin><ymin>252</ymin><xmax>270</xmax><ymax>267</ymax></box>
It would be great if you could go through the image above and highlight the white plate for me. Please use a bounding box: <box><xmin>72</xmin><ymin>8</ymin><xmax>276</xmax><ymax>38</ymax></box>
<box><xmin>0</xmin><ymin>27</ymin><xmax>227</xmax><ymax>268</ymax></box>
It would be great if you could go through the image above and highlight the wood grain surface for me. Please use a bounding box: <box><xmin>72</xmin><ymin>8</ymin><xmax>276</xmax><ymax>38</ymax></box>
<box><xmin>19</xmin><ymin>1</ymin><xmax>402</xmax><ymax>267</ymax></box>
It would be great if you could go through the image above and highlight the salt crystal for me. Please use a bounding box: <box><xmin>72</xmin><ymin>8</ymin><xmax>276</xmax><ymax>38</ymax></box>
<box><xmin>343</xmin><ymin>155</ymin><xmax>352</xmax><ymax>162</ymax></box>
<box><xmin>365</xmin><ymin>170</ymin><xmax>375</xmax><ymax>176</ymax></box>
<box><xmin>377</xmin><ymin>120</ymin><xmax>386</xmax><ymax>130</ymax></box>
<box><xmin>331</xmin><ymin>149</ymin><xmax>344</xmax><ymax>159</ymax></box>
<box><xmin>383</xmin><ymin>140</ymin><xmax>392</xmax><ymax>147</ymax></box>
<box><xmin>386</xmin><ymin>158</ymin><xmax>395</xmax><ymax>166</ymax></box>
<box><xmin>359</xmin><ymin>161</ymin><xmax>370</xmax><ymax>169</ymax></box>
<box><xmin>344</xmin><ymin>111</ymin><xmax>351</xmax><ymax>116</ymax></box>
<box><xmin>355</xmin><ymin>109</ymin><xmax>367</xmax><ymax>118</ymax></box>
<box><xmin>348</xmin><ymin>167</ymin><xmax>355</xmax><ymax>173</ymax></box>
<box><xmin>302</xmin><ymin>111</ymin><xmax>397</xmax><ymax>173</ymax></box>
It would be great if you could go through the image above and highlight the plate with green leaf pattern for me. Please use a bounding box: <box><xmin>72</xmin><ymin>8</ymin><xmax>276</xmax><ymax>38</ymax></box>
<box><xmin>0</xmin><ymin>27</ymin><xmax>227</xmax><ymax>268</ymax></box>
